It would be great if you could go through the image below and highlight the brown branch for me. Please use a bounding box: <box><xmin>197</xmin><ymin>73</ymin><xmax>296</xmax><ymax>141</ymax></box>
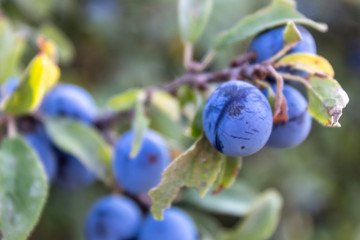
<box><xmin>94</xmin><ymin>52</ymin><xmax>279</xmax><ymax>129</ymax></box>
<box><xmin>163</xmin><ymin>52</ymin><xmax>268</xmax><ymax>94</ymax></box>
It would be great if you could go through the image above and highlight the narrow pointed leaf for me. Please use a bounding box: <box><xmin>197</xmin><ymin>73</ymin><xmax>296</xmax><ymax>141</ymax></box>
<box><xmin>1</xmin><ymin>53</ymin><xmax>60</xmax><ymax>115</ymax></box>
<box><xmin>307</xmin><ymin>75</ymin><xmax>349</xmax><ymax>127</ymax></box>
<box><xmin>283</xmin><ymin>21</ymin><xmax>301</xmax><ymax>45</ymax></box>
<box><xmin>214</xmin><ymin>0</ymin><xmax>327</xmax><ymax>50</ymax></box>
<box><xmin>44</xmin><ymin>117</ymin><xmax>113</xmax><ymax>184</ymax></box>
<box><xmin>213</xmin><ymin>157</ymin><xmax>242</xmax><ymax>194</ymax></box>
<box><xmin>178</xmin><ymin>0</ymin><xmax>214</xmax><ymax>43</ymax></box>
<box><xmin>221</xmin><ymin>190</ymin><xmax>283</xmax><ymax>240</ymax></box>
<box><xmin>107</xmin><ymin>88</ymin><xmax>140</xmax><ymax>112</ymax></box>
<box><xmin>0</xmin><ymin>137</ymin><xmax>48</xmax><ymax>240</ymax></box>
<box><xmin>150</xmin><ymin>135</ymin><xmax>224</xmax><ymax>220</ymax></box>
<box><xmin>191</xmin><ymin>102</ymin><xmax>204</xmax><ymax>139</ymax></box>
<box><xmin>130</xmin><ymin>91</ymin><xmax>150</xmax><ymax>157</ymax></box>
<box><xmin>276</xmin><ymin>53</ymin><xmax>335</xmax><ymax>77</ymax></box>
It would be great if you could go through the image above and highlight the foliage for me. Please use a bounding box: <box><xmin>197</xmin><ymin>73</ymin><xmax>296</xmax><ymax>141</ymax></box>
<box><xmin>0</xmin><ymin>0</ymin><xmax>354</xmax><ymax>239</ymax></box>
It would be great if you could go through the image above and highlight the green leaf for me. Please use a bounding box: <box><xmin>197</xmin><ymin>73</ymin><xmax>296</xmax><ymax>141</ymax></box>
<box><xmin>185</xmin><ymin>209</ymin><xmax>222</xmax><ymax>240</ymax></box>
<box><xmin>307</xmin><ymin>75</ymin><xmax>349</xmax><ymax>127</ymax></box>
<box><xmin>0</xmin><ymin>17</ymin><xmax>26</xmax><ymax>84</ymax></box>
<box><xmin>184</xmin><ymin>182</ymin><xmax>257</xmax><ymax>216</ymax></box>
<box><xmin>190</xmin><ymin>101</ymin><xmax>204</xmax><ymax>138</ymax></box>
<box><xmin>130</xmin><ymin>91</ymin><xmax>150</xmax><ymax>158</ymax></box>
<box><xmin>178</xmin><ymin>0</ymin><xmax>214</xmax><ymax>43</ymax></box>
<box><xmin>214</xmin><ymin>0</ymin><xmax>327</xmax><ymax>50</ymax></box>
<box><xmin>39</xmin><ymin>23</ymin><xmax>75</xmax><ymax>64</ymax></box>
<box><xmin>213</xmin><ymin>157</ymin><xmax>242</xmax><ymax>194</ymax></box>
<box><xmin>1</xmin><ymin>54</ymin><xmax>60</xmax><ymax>115</ymax></box>
<box><xmin>221</xmin><ymin>190</ymin><xmax>283</xmax><ymax>240</ymax></box>
<box><xmin>149</xmin><ymin>105</ymin><xmax>185</xmax><ymax>142</ymax></box>
<box><xmin>276</xmin><ymin>53</ymin><xmax>335</xmax><ymax>77</ymax></box>
<box><xmin>151</xmin><ymin>90</ymin><xmax>180</xmax><ymax>121</ymax></box>
<box><xmin>0</xmin><ymin>137</ymin><xmax>48</xmax><ymax>240</ymax></box>
<box><xmin>44</xmin><ymin>117</ymin><xmax>113</xmax><ymax>184</ymax></box>
<box><xmin>283</xmin><ymin>21</ymin><xmax>301</xmax><ymax>45</ymax></box>
<box><xmin>149</xmin><ymin>135</ymin><xmax>224</xmax><ymax>220</ymax></box>
<box><xmin>107</xmin><ymin>88</ymin><xmax>140</xmax><ymax>112</ymax></box>
<box><xmin>13</xmin><ymin>0</ymin><xmax>53</xmax><ymax>20</ymax></box>
<box><xmin>177</xmin><ymin>85</ymin><xmax>198</xmax><ymax>108</ymax></box>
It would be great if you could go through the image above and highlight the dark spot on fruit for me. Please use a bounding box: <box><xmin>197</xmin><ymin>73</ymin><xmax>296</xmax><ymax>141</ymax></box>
<box><xmin>241</xmin><ymin>146</ymin><xmax>245</xmax><ymax>149</ymax></box>
<box><xmin>148</xmin><ymin>154</ymin><xmax>158</xmax><ymax>164</ymax></box>
<box><xmin>230</xmin><ymin>135</ymin><xmax>250</xmax><ymax>140</ymax></box>
<box><xmin>228</xmin><ymin>104</ymin><xmax>245</xmax><ymax>117</ymax></box>
<box><xmin>246</xmin><ymin>122</ymin><xmax>248</xmax><ymax>124</ymax></box>
<box><xmin>244</xmin><ymin>131</ymin><xmax>254</xmax><ymax>135</ymax></box>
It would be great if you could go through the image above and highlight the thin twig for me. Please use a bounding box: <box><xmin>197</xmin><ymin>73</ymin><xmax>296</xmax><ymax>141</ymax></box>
<box><xmin>268</xmin><ymin>42</ymin><xmax>297</xmax><ymax>63</ymax></box>
<box><xmin>197</xmin><ymin>50</ymin><xmax>217</xmax><ymax>71</ymax></box>
<box><xmin>230</xmin><ymin>51</ymin><xmax>257</xmax><ymax>67</ymax></box>
<box><xmin>279</xmin><ymin>73</ymin><xmax>311</xmax><ymax>87</ymax></box>
<box><xmin>184</xmin><ymin>42</ymin><xmax>193</xmax><ymax>70</ymax></box>
<box><xmin>267</xmin><ymin>66</ymin><xmax>285</xmax><ymax>118</ymax></box>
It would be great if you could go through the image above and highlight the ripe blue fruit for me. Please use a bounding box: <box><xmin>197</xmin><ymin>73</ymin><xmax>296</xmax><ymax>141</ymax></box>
<box><xmin>40</xmin><ymin>84</ymin><xmax>97</xmax><ymax>124</ymax></box>
<box><xmin>113</xmin><ymin>130</ymin><xmax>170</xmax><ymax>195</ymax></box>
<box><xmin>0</xmin><ymin>78</ymin><xmax>19</xmax><ymax>100</ymax></box>
<box><xmin>86</xmin><ymin>195</ymin><xmax>142</xmax><ymax>240</ymax></box>
<box><xmin>139</xmin><ymin>208</ymin><xmax>198</xmax><ymax>240</ymax></box>
<box><xmin>203</xmin><ymin>80</ymin><xmax>273</xmax><ymax>157</ymax></box>
<box><xmin>263</xmin><ymin>84</ymin><xmax>312</xmax><ymax>148</ymax></box>
<box><xmin>55</xmin><ymin>150</ymin><xmax>95</xmax><ymax>190</ymax></box>
<box><xmin>24</xmin><ymin>126</ymin><xmax>58</xmax><ymax>182</ymax></box>
<box><xmin>41</xmin><ymin>84</ymin><xmax>97</xmax><ymax>189</ymax></box>
<box><xmin>247</xmin><ymin>25</ymin><xmax>316</xmax><ymax>63</ymax></box>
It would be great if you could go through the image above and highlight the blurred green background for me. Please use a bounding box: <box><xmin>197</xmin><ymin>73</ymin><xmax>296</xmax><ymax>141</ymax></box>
<box><xmin>1</xmin><ymin>0</ymin><xmax>360</xmax><ymax>239</ymax></box>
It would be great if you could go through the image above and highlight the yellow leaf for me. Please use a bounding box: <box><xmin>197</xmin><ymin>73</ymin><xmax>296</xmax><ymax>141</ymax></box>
<box><xmin>275</xmin><ymin>53</ymin><xmax>334</xmax><ymax>77</ymax></box>
<box><xmin>2</xmin><ymin>53</ymin><xmax>60</xmax><ymax>115</ymax></box>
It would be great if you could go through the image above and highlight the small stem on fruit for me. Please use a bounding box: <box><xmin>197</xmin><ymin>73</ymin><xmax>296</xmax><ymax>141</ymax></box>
<box><xmin>267</xmin><ymin>66</ymin><xmax>286</xmax><ymax>118</ymax></box>
<box><xmin>268</xmin><ymin>42</ymin><xmax>297</xmax><ymax>63</ymax></box>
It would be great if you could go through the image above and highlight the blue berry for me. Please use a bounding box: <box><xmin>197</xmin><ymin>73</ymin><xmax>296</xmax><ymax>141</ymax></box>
<box><xmin>55</xmin><ymin>150</ymin><xmax>95</xmax><ymax>190</ymax></box>
<box><xmin>203</xmin><ymin>80</ymin><xmax>273</xmax><ymax>157</ymax></box>
<box><xmin>40</xmin><ymin>84</ymin><xmax>97</xmax><ymax>124</ymax></box>
<box><xmin>113</xmin><ymin>130</ymin><xmax>170</xmax><ymax>195</ymax></box>
<box><xmin>0</xmin><ymin>77</ymin><xmax>19</xmax><ymax>100</ymax></box>
<box><xmin>24</xmin><ymin>126</ymin><xmax>58</xmax><ymax>182</ymax></box>
<box><xmin>41</xmin><ymin>84</ymin><xmax>97</xmax><ymax>189</ymax></box>
<box><xmin>86</xmin><ymin>195</ymin><xmax>142</xmax><ymax>240</ymax></box>
<box><xmin>247</xmin><ymin>25</ymin><xmax>316</xmax><ymax>63</ymax></box>
<box><xmin>139</xmin><ymin>208</ymin><xmax>198</xmax><ymax>240</ymax></box>
<box><xmin>263</xmin><ymin>84</ymin><xmax>312</xmax><ymax>148</ymax></box>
